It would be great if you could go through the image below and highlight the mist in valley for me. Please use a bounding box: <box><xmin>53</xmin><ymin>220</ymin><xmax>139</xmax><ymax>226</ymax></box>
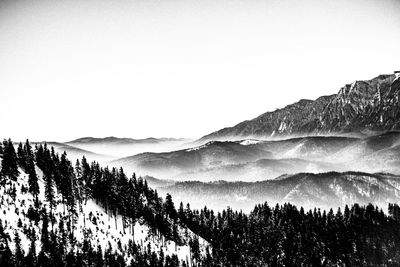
<box><xmin>40</xmin><ymin>131</ymin><xmax>400</xmax><ymax>212</ymax></box>
<box><xmin>66</xmin><ymin>137</ymin><xmax>192</xmax><ymax>158</ymax></box>
<box><xmin>109</xmin><ymin>132</ymin><xmax>400</xmax><ymax>181</ymax></box>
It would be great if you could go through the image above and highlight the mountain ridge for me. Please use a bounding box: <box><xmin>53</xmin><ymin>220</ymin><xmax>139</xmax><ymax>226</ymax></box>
<box><xmin>67</xmin><ymin>136</ymin><xmax>187</xmax><ymax>145</ymax></box>
<box><xmin>199</xmin><ymin>73</ymin><xmax>400</xmax><ymax>142</ymax></box>
<box><xmin>110</xmin><ymin>132</ymin><xmax>400</xmax><ymax>181</ymax></box>
<box><xmin>158</xmin><ymin>171</ymin><xmax>400</xmax><ymax>211</ymax></box>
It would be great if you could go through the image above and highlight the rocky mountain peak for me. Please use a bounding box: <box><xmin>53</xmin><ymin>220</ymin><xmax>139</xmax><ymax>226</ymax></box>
<box><xmin>200</xmin><ymin>72</ymin><xmax>400</xmax><ymax>142</ymax></box>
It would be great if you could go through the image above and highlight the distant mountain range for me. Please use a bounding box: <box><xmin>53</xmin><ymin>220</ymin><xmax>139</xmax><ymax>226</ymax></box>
<box><xmin>158</xmin><ymin>171</ymin><xmax>400</xmax><ymax>211</ymax></box>
<box><xmin>200</xmin><ymin>72</ymin><xmax>400</xmax><ymax>142</ymax></box>
<box><xmin>109</xmin><ymin>140</ymin><xmax>271</xmax><ymax>179</ymax></box>
<box><xmin>110</xmin><ymin>132</ymin><xmax>400</xmax><ymax>181</ymax></box>
<box><xmin>67</xmin><ymin>136</ymin><xmax>187</xmax><ymax>145</ymax></box>
<box><xmin>27</xmin><ymin>137</ymin><xmax>189</xmax><ymax>163</ymax></box>
<box><xmin>30</xmin><ymin>141</ymin><xmax>115</xmax><ymax>163</ymax></box>
<box><xmin>25</xmin><ymin>72</ymin><xmax>400</xmax><ymax>188</ymax></box>
<box><xmin>64</xmin><ymin>136</ymin><xmax>190</xmax><ymax>158</ymax></box>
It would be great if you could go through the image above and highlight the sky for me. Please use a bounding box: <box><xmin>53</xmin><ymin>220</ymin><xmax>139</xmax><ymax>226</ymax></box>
<box><xmin>1</xmin><ymin>0</ymin><xmax>400</xmax><ymax>142</ymax></box>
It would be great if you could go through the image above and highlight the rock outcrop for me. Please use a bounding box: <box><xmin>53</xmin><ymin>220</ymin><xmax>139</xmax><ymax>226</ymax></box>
<box><xmin>200</xmin><ymin>72</ymin><xmax>400</xmax><ymax>141</ymax></box>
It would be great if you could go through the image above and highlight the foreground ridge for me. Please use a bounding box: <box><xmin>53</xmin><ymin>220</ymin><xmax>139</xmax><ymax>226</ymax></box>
<box><xmin>2</xmin><ymin>139</ymin><xmax>400</xmax><ymax>266</ymax></box>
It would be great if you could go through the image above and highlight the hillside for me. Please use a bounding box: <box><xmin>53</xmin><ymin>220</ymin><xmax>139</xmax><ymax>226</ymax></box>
<box><xmin>110</xmin><ymin>141</ymin><xmax>272</xmax><ymax>180</ymax></box>
<box><xmin>200</xmin><ymin>72</ymin><xmax>400</xmax><ymax>142</ymax></box>
<box><xmin>66</xmin><ymin>137</ymin><xmax>190</xmax><ymax>158</ymax></box>
<box><xmin>111</xmin><ymin>132</ymin><xmax>400</xmax><ymax>181</ymax></box>
<box><xmin>3</xmin><ymin>139</ymin><xmax>400</xmax><ymax>265</ymax></box>
<box><xmin>67</xmin><ymin>137</ymin><xmax>187</xmax><ymax>146</ymax></box>
<box><xmin>159</xmin><ymin>171</ymin><xmax>400</xmax><ymax>211</ymax></box>
<box><xmin>0</xmin><ymin>139</ymin><xmax>208</xmax><ymax>266</ymax></box>
<box><xmin>43</xmin><ymin>142</ymin><xmax>114</xmax><ymax>163</ymax></box>
<box><xmin>0</xmin><ymin>170</ymin><xmax>200</xmax><ymax>263</ymax></box>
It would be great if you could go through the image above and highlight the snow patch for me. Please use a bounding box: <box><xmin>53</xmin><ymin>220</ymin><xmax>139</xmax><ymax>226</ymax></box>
<box><xmin>240</xmin><ymin>140</ymin><xmax>262</xmax><ymax>146</ymax></box>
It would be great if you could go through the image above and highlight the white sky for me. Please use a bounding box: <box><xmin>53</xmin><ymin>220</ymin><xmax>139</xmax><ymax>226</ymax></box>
<box><xmin>1</xmin><ymin>0</ymin><xmax>400</xmax><ymax>142</ymax></box>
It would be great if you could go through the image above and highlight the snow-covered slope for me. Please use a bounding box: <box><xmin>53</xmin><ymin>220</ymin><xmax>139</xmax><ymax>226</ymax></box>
<box><xmin>0</xmin><ymin>167</ymin><xmax>207</xmax><ymax>266</ymax></box>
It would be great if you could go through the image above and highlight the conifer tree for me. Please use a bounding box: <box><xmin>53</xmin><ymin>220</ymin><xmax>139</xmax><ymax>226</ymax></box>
<box><xmin>1</xmin><ymin>139</ymin><xmax>19</xmax><ymax>181</ymax></box>
<box><xmin>17</xmin><ymin>142</ymin><xmax>26</xmax><ymax>170</ymax></box>
<box><xmin>0</xmin><ymin>141</ymin><xmax>3</xmax><ymax>158</ymax></box>
<box><xmin>80</xmin><ymin>156</ymin><xmax>92</xmax><ymax>203</ymax></box>
<box><xmin>44</xmin><ymin>170</ymin><xmax>55</xmax><ymax>228</ymax></box>
<box><xmin>40</xmin><ymin>208</ymin><xmax>50</xmax><ymax>253</ymax></box>
<box><xmin>164</xmin><ymin>193</ymin><xmax>177</xmax><ymax>221</ymax></box>
<box><xmin>95</xmin><ymin>245</ymin><xmax>104</xmax><ymax>267</ymax></box>
<box><xmin>25</xmin><ymin>140</ymin><xmax>40</xmax><ymax>207</ymax></box>
<box><xmin>37</xmin><ymin>251</ymin><xmax>51</xmax><ymax>267</ymax></box>
<box><xmin>0</xmin><ymin>243</ymin><xmax>13</xmax><ymax>267</ymax></box>
<box><xmin>26</xmin><ymin>228</ymin><xmax>37</xmax><ymax>266</ymax></box>
<box><xmin>66</xmin><ymin>163</ymin><xmax>78</xmax><ymax>234</ymax></box>
<box><xmin>178</xmin><ymin>202</ymin><xmax>185</xmax><ymax>224</ymax></box>
<box><xmin>75</xmin><ymin>159</ymin><xmax>82</xmax><ymax>178</ymax></box>
<box><xmin>13</xmin><ymin>231</ymin><xmax>24</xmax><ymax>266</ymax></box>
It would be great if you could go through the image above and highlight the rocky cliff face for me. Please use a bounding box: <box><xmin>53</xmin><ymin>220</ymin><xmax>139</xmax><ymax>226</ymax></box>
<box><xmin>200</xmin><ymin>73</ymin><xmax>400</xmax><ymax>141</ymax></box>
<box><xmin>319</xmin><ymin>74</ymin><xmax>399</xmax><ymax>132</ymax></box>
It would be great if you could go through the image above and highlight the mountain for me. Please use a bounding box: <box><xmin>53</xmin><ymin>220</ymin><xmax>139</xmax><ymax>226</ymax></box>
<box><xmin>109</xmin><ymin>141</ymin><xmax>272</xmax><ymax>179</ymax></box>
<box><xmin>0</xmin><ymin>139</ymin><xmax>207</xmax><ymax>266</ymax></box>
<box><xmin>142</xmin><ymin>175</ymin><xmax>176</xmax><ymax>188</ymax></box>
<box><xmin>66</xmin><ymin>137</ymin><xmax>191</xmax><ymax>158</ymax></box>
<box><xmin>172</xmin><ymin>158</ymin><xmax>337</xmax><ymax>182</ymax></box>
<box><xmin>111</xmin><ymin>132</ymin><xmax>400</xmax><ymax>181</ymax></box>
<box><xmin>67</xmin><ymin>136</ymin><xmax>186</xmax><ymax>145</ymax></box>
<box><xmin>200</xmin><ymin>72</ymin><xmax>400</xmax><ymax>142</ymax></box>
<box><xmin>0</xmin><ymin>169</ymin><xmax>201</xmax><ymax>264</ymax></box>
<box><xmin>12</xmin><ymin>141</ymin><xmax>115</xmax><ymax>163</ymax></box>
<box><xmin>3</xmin><ymin>140</ymin><xmax>400</xmax><ymax>266</ymax></box>
<box><xmin>44</xmin><ymin>142</ymin><xmax>115</xmax><ymax>163</ymax></box>
<box><xmin>158</xmin><ymin>171</ymin><xmax>400</xmax><ymax>211</ymax></box>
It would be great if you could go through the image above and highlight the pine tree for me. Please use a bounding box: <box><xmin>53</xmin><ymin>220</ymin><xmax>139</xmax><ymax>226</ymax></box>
<box><xmin>75</xmin><ymin>158</ymin><xmax>82</xmax><ymax>174</ymax></box>
<box><xmin>17</xmin><ymin>142</ymin><xmax>26</xmax><ymax>170</ymax></box>
<box><xmin>75</xmin><ymin>159</ymin><xmax>84</xmax><ymax>209</ymax></box>
<box><xmin>1</xmin><ymin>139</ymin><xmax>20</xmax><ymax>181</ymax></box>
<box><xmin>40</xmin><ymin>208</ymin><xmax>50</xmax><ymax>253</ymax></box>
<box><xmin>95</xmin><ymin>245</ymin><xmax>104</xmax><ymax>267</ymax></box>
<box><xmin>0</xmin><ymin>141</ymin><xmax>3</xmax><ymax>158</ymax></box>
<box><xmin>26</xmin><ymin>228</ymin><xmax>37</xmax><ymax>266</ymax></box>
<box><xmin>58</xmin><ymin>219</ymin><xmax>67</xmax><ymax>249</ymax></box>
<box><xmin>66</xmin><ymin>163</ymin><xmax>78</xmax><ymax>236</ymax></box>
<box><xmin>164</xmin><ymin>193</ymin><xmax>177</xmax><ymax>221</ymax></box>
<box><xmin>80</xmin><ymin>156</ymin><xmax>92</xmax><ymax>202</ymax></box>
<box><xmin>14</xmin><ymin>231</ymin><xmax>24</xmax><ymax>266</ymax></box>
<box><xmin>25</xmin><ymin>140</ymin><xmax>40</xmax><ymax>207</ymax></box>
<box><xmin>189</xmin><ymin>236</ymin><xmax>200</xmax><ymax>263</ymax></box>
<box><xmin>44</xmin><ymin>171</ymin><xmax>55</xmax><ymax>228</ymax></box>
<box><xmin>178</xmin><ymin>202</ymin><xmax>186</xmax><ymax>224</ymax></box>
<box><xmin>0</xmin><ymin>243</ymin><xmax>13</xmax><ymax>267</ymax></box>
<box><xmin>37</xmin><ymin>251</ymin><xmax>51</xmax><ymax>267</ymax></box>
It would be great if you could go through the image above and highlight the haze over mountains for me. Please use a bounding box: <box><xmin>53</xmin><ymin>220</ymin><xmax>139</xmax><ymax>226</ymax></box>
<box><xmin>110</xmin><ymin>132</ymin><xmax>400</xmax><ymax>181</ymax></box>
<box><xmin>2</xmin><ymin>71</ymin><xmax>400</xmax><ymax>266</ymax></box>
<box><xmin>20</xmin><ymin>71</ymin><xmax>400</xmax><ymax>212</ymax></box>
<box><xmin>44</xmin><ymin>142</ymin><xmax>114</xmax><ymax>163</ymax></box>
<box><xmin>104</xmin><ymin>72</ymin><xmax>400</xmax><ymax>181</ymax></box>
<box><xmin>157</xmin><ymin>171</ymin><xmax>400</xmax><ymax>211</ymax></box>
<box><xmin>26</xmin><ymin>137</ymin><xmax>191</xmax><ymax>164</ymax></box>
<box><xmin>66</xmin><ymin>136</ymin><xmax>190</xmax><ymax>158</ymax></box>
<box><xmin>2</xmin><ymin>0</ymin><xmax>400</xmax><ymax>262</ymax></box>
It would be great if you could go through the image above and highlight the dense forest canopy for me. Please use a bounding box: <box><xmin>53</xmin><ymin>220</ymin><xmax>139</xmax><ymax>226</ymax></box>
<box><xmin>1</xmin><ymin>138</ymin><xmax>400</xmax><ymax>266</ymax></box>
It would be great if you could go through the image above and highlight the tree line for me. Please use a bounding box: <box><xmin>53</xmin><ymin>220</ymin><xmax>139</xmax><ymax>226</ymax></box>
<box><xmin>0</xmin><ymin>139</ymin><xmax>192</xmax><ymax>267</ymax></box>
<box><xmin>2</xmin><ymin>138</ymin><xmax>400</xmax><ymax>266</ymax></box>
